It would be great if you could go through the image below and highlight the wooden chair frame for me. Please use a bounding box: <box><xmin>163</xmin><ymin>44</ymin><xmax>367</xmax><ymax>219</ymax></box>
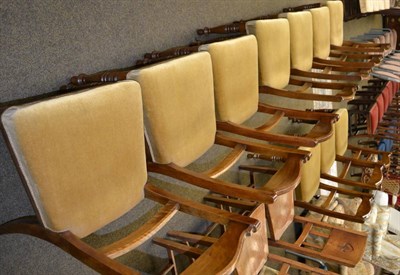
<box><xmin>0</xmin><ymin>85</ymin><xmax>275</xmax><ymax>275</ymax></box>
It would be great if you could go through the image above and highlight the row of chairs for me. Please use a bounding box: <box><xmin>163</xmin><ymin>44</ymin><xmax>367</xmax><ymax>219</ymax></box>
<box><xmin>0</xmin><ymin>1</ymin><xmax>397</xmax><ymax>274</ymax></box>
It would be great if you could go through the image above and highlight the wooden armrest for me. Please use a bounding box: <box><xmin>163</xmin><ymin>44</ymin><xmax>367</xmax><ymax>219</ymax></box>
<box><xmin>330</xmin><ymin>44</ymin><xmax>386</xmax><ymax>53</ymax></box>
<box><xmin>312</xmin><ymin>62</ymin><xmax>370</xmax><ymax>77</ymax></box>
<box><xmin>216</xmin><ymin>120</ymin><xmax>325</xmax><ymax>147</ymax></box>
<box><xmin>313</xmin><ymin>58</ymin><xmax>374</xmax><ymax>69</ymax></box>
<box><xmin>0</xmin><ymin>218</ymin><xmax>139</xmax><ymax>274</ymax></box>
<box><xmin>257</xmin><ymin>102</ymin><xmax>339</xmax><ymax>123</ymax></box>
<box><xmin>330</xmin><ymin>51</ymin><xmax>382</xmax><ymax>60</ymax></box>
<box><xmin>238</xmin><ymin>158</ymin><xmax>301</xmax><ymax>196</ymax></box>
<box><xmin>259</xmin><ymin>84</ymin><xmax>354</xmax><ymax>102</ymax></box>
<box><xmin>258</xmin><ymin>157</ymin><xmax>301</xmax><ymax>196</ymax></box>
<box><xmin>320</xmin><ymin>173</ymin><xmax>377</xmax><ymax>190</ymax></box>
<box><xmin>214</xmin><ymin>131</ymin><xmax>311</xmax><ymax>161</ymax></box>
<box><xmin>203</xmin><ymin>194</ymin><xmax>258</xmax><ymax>210</ymax></box>
<box><xmin>204</xmin><ymin>144</ymin><xmax>246</xmax><ymax>178</ymax></box>
<box><xmin>290</xmin><ymin>68</ymin><xmax>361</xmax><ymax>82</ymax></box>
<box><xmin>145</xmin><ymin>183</ymin><xmax>260</xmax><ymax>232</ymax></box>
<box><xmin>343</xmin><ymin>40</ymin><xmax>390</xmax><ymax>49</ymax></box>
<box><xmin>289</xmin><ymin>77</ymin><xmax>358</xmax><ymax>90</ymax></box>
<box><xmin>146</xmin><ymin>162</ymin><xmax>276</xmax><ymax>204</ymax></box>
<box><xmin>347</xmin><ymin>144</ymin><xmax>392</xmax><ymax>157</ymax></box>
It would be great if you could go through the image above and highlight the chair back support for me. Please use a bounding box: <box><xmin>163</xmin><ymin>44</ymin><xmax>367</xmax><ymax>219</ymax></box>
<box><xmin>334</xmin><ymin>108</ymin><xmax>349</xmax><ymax>156</ymax></box>
<box><xmin>246</xmin><ymin>19</ymin><xmax>291</xmax><ymax>89</ymax></box>
<box><xmin>309</xmin><ymin>7</ymin><xmax>331</xmax><ymax>59</ymax></box>
<box><xmin>286</xmin><ymin>11</ymin><xmax>314</xmax><ymax>71</ymax></box>
<box><xmin>1</xmin><ymin>82</ymin><xmax>147</xmax><ymax>238</ymax></box>
<box><xmin>327</xmin><ymin>1</ymin><xmax>344</xmax><ymax>47</ymax></box>
<box><xmin>297</xmin><ymin>144</ymin><xmax>321</xmax><ymax>202</ymax></box>
<box><xmin>320</xmin><ymin>109</ymin><xmax>349</xmax><ymax>172</ymax></box>
<box><xmin>320</xmin><ymin>127</ymin><xmax>336</xmax><ymax>174</ymax></box>
<box><xmin>127</xmin><ymin>52</ymin><xmax>216</xmax><ymax>167</ymax></box>
<box><xmin>200</xmin><ymin>35</ymin><xmax>259</xmax><ymax>124</ymax></box>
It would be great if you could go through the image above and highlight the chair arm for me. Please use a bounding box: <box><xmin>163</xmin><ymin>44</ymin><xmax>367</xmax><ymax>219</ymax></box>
<box><xmin>321</xmin><ymin>173</ymin><xmax>378</xmax><ymax>190</ymax></box>
<box><xmin>257</xmin><ymin>102</ymin><xmax>339</xmax><ymax>123</ymax></box>
<box><xmin>290</xmin><ymin>68</ymin><xmax>361</xmax><ymax>82</ymax></box>
<box><xmin>217</xmin><ymin>120</ymin><xmax>324</xmax><ymax>147</ymax></box>
<box><xmin>214</xmin><ymin>131</ymin><xmax>311</xmax><ymax>161</ymax></box>
<box><xmin>144</xmin><ymin>183</ymin><xmax>260</xmax><ymax>233</ymax></box>
<box><xmin>313</xmin><ymin>57</ymin><xmax>374</xmax><ymax>69</ymax></box>
<box><xmin>146</xmin><ymin>162</ymin><xmax>276</xmax><ymax>204</ymax></box>
<box><xmin>289</xmin><ymin>77</ymin><xmax>358</xmax><ymax>90</ymax></box>
<box><xmin>0</xmin><ymin>218</ymin><xmax>139</xmax><ymax>275</ymax></box>
<box><xmin>259</xmin><ymin>84</ymin><xmax>354</xmax><ymax>102</ymax></box>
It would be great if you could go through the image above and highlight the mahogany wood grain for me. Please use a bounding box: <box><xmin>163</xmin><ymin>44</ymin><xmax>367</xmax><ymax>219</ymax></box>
<box><xmin>290</xmin><ymin>68</ymin><xmax>361</xmax><ymax>82</ymax></box>
<box><xmin>204</xmin><ymin>144</ymin><xmax>246</xmax><ymax>178</ymax></box>
<box><xmin>99</xmin><ymin>201</ymin><xmax>179</xmax><ymax>259</ymax></box>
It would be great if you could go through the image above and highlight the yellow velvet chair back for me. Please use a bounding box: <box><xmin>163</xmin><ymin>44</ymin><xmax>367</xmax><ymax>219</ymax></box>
<box><xmin>199</xmin><ymin>35</ymin><xmax>259</xmax><ymax>124</ymax></box>
<box><xmin>297</xmin><ymin>144</ymin><xmax>321</xmax><ymax>202</ymax></box>
<box><xmin>1</xmin><ymin>82</ymin><xmax>147</xmax><ymax>238</ymax></box>
<box><xmin>327</xmin><ymin>0</ymin><xmax>344</xmax><ymax>47</ymax></box>
<box><xmin>309</xmin><ymin>7</ymin><xmax>331</xmax><ymax>59</ymax></box>
<box><xmin>127</xmin><ymin>52</ymin><xmax>216</xmax><ymax>167</ymax></box>
<box><xmin>246</xmin><ymin>19</ymin><xmax>291</xmax><ymax>89</ymax></box>
<box><xmin>320</xmin><ymin>108</ymin><xmax>349</xmax><ymax>173</ymax></box>
<box><xmin>286</xmin><ymin>11</ymin><xmax>314</xmax><ymax>71</ymax></box>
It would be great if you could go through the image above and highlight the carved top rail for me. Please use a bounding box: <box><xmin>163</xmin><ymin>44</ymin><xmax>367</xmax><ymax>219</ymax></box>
<box><xmin>282</xmin><ymin>3</ymin><xmax>321</xmax><ymax>13</ymax></box>
<box><xmin>196</xmin><ymin>14</ymin><xmax>278</xmax><ymax>36</ymax></box>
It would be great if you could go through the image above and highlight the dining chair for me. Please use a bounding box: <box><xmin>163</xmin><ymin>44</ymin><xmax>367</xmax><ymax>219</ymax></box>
<box><xmin>0</xmin><ymin>81</ymin><xmax>266</xmax><ymax>274</ymax></box>
<box><xmin>126</xmin><ymin>51</ymin><xmax>368</xmax><ymax>267</ymax></box>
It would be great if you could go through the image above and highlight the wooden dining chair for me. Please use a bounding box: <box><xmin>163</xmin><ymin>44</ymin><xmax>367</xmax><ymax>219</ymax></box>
<box><xmin>282</xmin><ymin>9</ymin><xmax>377</xmax><ymax>81</ymax></box>
<box><xmin>0</xmin><ymin>81</ymin><xmax>268</xmax><ymax>274</ymax></box>
<box><xmin>283</xmin><ymin>1</ymin><xmax>391</xmax><ymax>56</ymax></box>
<box><xmin>244</xmin><ymin>18</ymin><xmax>358</xmax><ymax>103</ymax></box>
<box><xmin>155</xmin><ymin>203</ymin><xmax>339</xmax><ymax>275</ymax></box>
<box><xmin>125</xmin><ymin>51</ymin><xmax>368</xmax><ymax>267</ymax></box>
<box><xmin>309</xmin><ymin>5</ymin><xmax>386</xmax><ymax>66</ymax></box>
<box><xmin>326</xmin><ymin>1</ymin><xmax>392</xmax><ymax>55</ymax></box>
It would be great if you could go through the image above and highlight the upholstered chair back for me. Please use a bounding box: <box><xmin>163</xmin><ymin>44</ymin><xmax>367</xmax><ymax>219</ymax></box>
<box><xmin>199</xmin><ymin>35</ymin><xmax>259</xmax><ymax>124</ymax></box>
<box><xmin>297</xmin><ymin>144</ymin><xmax>321</xmax><ymax>202</ymax></box>
<box><xmin>327</xmin><ymin>1</ymin><xmax>344</xmax><ymax>47</ymax></box>
<box><xmin>1</xmin><ymin>82</ymin><xmax>147</xmax><ymax>238</ymax></box>
<box><xmin>320</xmin><ymin>108</ymin><xmax>349</xmax><ymax>173</ymax></box>
<box><xmin>246</xmin><ymin>19</ymin><xmax>291</xmax><ymax>89</ymax></box>
<box><xmin>309</xmin><ymin>7</ymin><xmax>331</xmax><ymax>59</ymax></box>
<box><xmin>334</xmin><ymin>108</ymin><xmax>349</xmax><ymax>156</ymax></box>
<box><xmin>286</xmin><ymin>11</ymin><xmax>314</xmax><ymax>71</ymax></box>
<box><xmin>127</xmin><ymin>52</ymin><xmax>216</xmax><ymax>167</ymax></box>
<box><xmin>320</xmin><ymin>127</ymin><xmax>336</xmax><ymax>174</ymax></box>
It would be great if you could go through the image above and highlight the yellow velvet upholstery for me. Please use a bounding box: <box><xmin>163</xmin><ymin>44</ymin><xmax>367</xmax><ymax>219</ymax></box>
<box><xmin>200</xmin><ymin>35</ymin><xmax>259</xmax><ymax>124</ymax></box>
<box><xmin>246</xmin><ymin>19</ymin><xmax>291</xmax><ymax>89</ymax></box>
<box><xmin>309</xmin><ymin>7</ymin><xmax>331</xmax><ymax>59</ymax></box>
<box><xmin>2</xmin><ymin>81</ymin><xmax>146</xmax><ymax>238</ymax></box>
<box><xmin>320</xmin><ymin>108</ymin><xmax>349</xmax><ymax>172</ymax></box>
<box><xmin>297</xmin><ymin>145</ymin><xmax>321</xmax><ymax>202</ymax></box>
<box><xmin>127</xmin><ymin>52</ymin><xmax>216</xmax><ymax>167</ymax></box>
<box><xmin>334</xmin><ymin>108</ymin><xmax>349</xmax><ymax>156</ymax></box>
<box><xmin>320</xmin><ymin>128</ymin><xmax>336</xmax><ymax>174</ymax></box>
<box><xmin>286</xmin><ymin>11</ymin><xmax>314</xmax><ymax>71</ymax></box>
<box><xmin>327</xmin><ymin>1</ymin><xmax>344</xmax><ymax>47</ymax></box>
